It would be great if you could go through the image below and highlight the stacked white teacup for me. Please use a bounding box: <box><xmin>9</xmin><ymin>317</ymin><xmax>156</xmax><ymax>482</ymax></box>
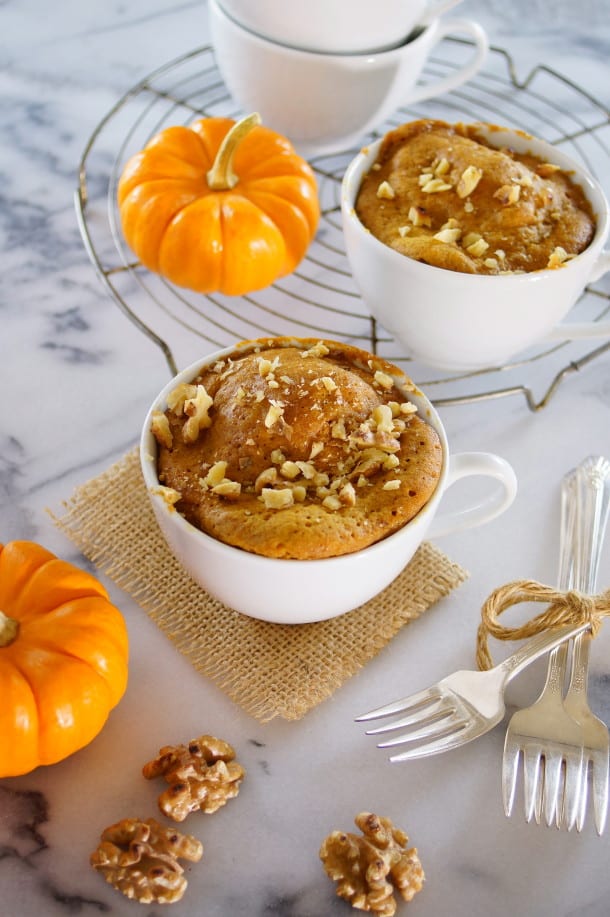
<box><xmin>209</xmin><ymin>0</ymin><xmax>488</xmax><ymax>158</ymax></box>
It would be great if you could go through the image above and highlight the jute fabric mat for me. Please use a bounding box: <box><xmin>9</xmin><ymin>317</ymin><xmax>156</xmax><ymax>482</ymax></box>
<box><xmin>53</xmin><ymin>449</ymin><xmax>468</xmax><ymax>722</ymax></box>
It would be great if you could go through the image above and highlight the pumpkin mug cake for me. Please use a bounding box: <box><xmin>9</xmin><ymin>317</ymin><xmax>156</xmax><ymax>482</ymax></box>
<box><xmin>141</xmin><ymin>336</ymin><xmax>516</xmax><ymax>622</ymax></box>
<box><xmin>150</xmin><ymin>337</ymin><xmax>442</xmax><ymax>560</ymax></box>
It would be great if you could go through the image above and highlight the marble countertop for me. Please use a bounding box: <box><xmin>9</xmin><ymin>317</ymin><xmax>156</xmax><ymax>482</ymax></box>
<box><xmin>3</xmin><ymin>1</ymin><xmax>610</xmax><ymax>915</ymax></box>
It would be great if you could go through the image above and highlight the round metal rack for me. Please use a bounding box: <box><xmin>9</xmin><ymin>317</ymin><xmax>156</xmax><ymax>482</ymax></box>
<box><xmin>75</xmin><ymin>40</ymin><xmax>610</xmax><ymax>409</ymax></box>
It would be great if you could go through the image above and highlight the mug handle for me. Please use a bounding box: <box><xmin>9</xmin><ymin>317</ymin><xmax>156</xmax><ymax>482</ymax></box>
<box><xmin>406</xmin><ymin>18</ymin><xmax>489</xmax><ymax>105</ymax></box>
<box><xmin>545</xmin><ymin>246</ymin><xmax>610</xmax><ymax>341</ymax></box>
<box><xmin>427</xmin><ymin>452</ymin><xmax>517</xmax><ymax>538</ymax></box>
<box><xmin>420</xmin><ymin>0</ymin><xmax>465</xmax><ymax>27</ymax></box>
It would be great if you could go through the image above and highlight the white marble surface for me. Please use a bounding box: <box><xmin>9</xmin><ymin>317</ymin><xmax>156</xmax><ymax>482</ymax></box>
<box><xmin>2</xmin><ymin>1</ymin><xmax>610</xmax><ymax>915</ymax></box>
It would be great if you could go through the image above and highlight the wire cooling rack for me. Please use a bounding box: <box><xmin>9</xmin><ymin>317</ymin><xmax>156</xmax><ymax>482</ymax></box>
<box><xmin>75</xmin><ymin>40</ymin><xmax>610</xmax><ymax>409</ymax></box>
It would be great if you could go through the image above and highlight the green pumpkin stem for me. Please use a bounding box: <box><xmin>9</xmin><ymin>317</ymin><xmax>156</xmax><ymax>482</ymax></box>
<box><xmin>206</xmin><ymin>112</ymin><xmax>262</xmax><ymax>191</ymax></box>
<box><xmin>0</xmin><ymin>610</ymin><xmax>19</xmax><ymax>647</ymax></box>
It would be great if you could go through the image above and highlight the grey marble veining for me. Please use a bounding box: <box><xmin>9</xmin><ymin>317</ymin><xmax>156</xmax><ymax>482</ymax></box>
<box><xmin>2</xmin><ymin>1</ymin><xmax>610</xmax><ymax>915</ymax></box>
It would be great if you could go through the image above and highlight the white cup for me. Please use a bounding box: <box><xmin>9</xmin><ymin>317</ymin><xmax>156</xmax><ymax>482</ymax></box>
<box><xmin>218</xmin><ymin>0</ymin><xmax>464</xmax><ymax>54</ymax></box>
<box><xmin>140</xmin><ymin>338</ymin><xmax>517</xmax><ymax>624</ymax></box>
<box><xmin>341</xmin><ymin>124</ymin><xmax>610</xmax><ymax>371</ymax></box>
<box><xmin>209</xmin><ymin>0</ymin><xmax>488</xmax><ymax>159</ymax></box>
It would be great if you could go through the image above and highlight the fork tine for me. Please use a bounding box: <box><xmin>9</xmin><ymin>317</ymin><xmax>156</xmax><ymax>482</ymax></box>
<box><xmin>542</xmin><ymin>755</ymin><xmax>563</xmax><ymax>827</ymax></box>
<box><xmin>363</xmin><ymin>696</ymin><xmax>450</xmax><ymax>736</ymax></box>
<box><xmin>375</xmin><ymin>709</ymin><xmax>459</xmax><ymax>749</ymax></box>
<box><xmin>502</xmin><ymin>737</ymin><xmax>521</xmax><ymax>816</ymax></box>
<box><xmin>355</xmin><ymin>685</ymin><xmax>441</xmax><ymax>723</ymax></box>
<box><xmin>576</xmin><ymin>762</ymin><xmax>590</xmax><ymax>833</ymax></box>
<box><xmin>523</xmin><ymin>746</ymin><xmax>543</xmax><ymax>823</ymax></box>
<box><xmin>562</xmin><ymin>753</ymin><xmax>584</xmax><ymax>831</ymax></box>
<box><xmin>387</xmin><ymin>722</ymin><xmax>473</xmax><ymax>762</ymax></box>
<box><xmin>593</xmin><ymin>755</ymin><xmax>609</xmax><ymax>835</ymax></box>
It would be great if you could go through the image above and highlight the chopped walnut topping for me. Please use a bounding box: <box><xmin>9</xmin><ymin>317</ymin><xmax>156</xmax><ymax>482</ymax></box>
<box><xmin>408</xmin><ymin>206</ymin><xmax>432</xmax><ymax>228</ymax></box>
<box><xmin>466</xmin><ymin>237</ymin><xmax>490</xmax><ymax>257</ymax></box>
<box><xmin>260</xmin><ymin>487</ymin><xmax>294</xmax><ymax>509</ymax></box>
<box><xmin>211</xmin><ymin>481</ymin><xmax>241</xmax><ymax>498</ymax></box>
<box><xmin>90</xmin><ymin>817</ymin><xmax>203</xmax><ymax>905</ymax></box>
<box><xmin>493</xmin><ymin>183</ymin><xmax>521</xmax><ymax>205</ymax></box>
<box><xmin>302</xmin><ymin>341</ymin><xmax>330</xmax><ymax>358</ymax></box>
<box><xmin>421</xmin><ymin>177</ymin><xmax>452</xmax><ymax>193</ymax></box>
<box><xmin>309</xmin><ymin>441</ymin><xmax>324</xmax><ymax>459</ymax></box>
<box><xmin>143</xmin><ymin>735</ymin><xmax>245</xmax><ymax>822</ymax></box>
<box><xmin>319</xmin><ymin>376</ymin><xmax>337</xmax><ymax>392</ymax></box>
<box><xmin>484</xmin><ymin>257</ymin><xmax>499</xmax><ymax>270</ymax></box>
<box><xmin>203</xmin><ymin>460</ymin><xmax>227</xmax><ymax>487</ymax></box>
<box><xmin>270</xmin><ymin>449</ymin><xmax>286</xmax><ymax>464</ymax></box>
<box><xmin>372</xmin><ymin>404</ymin><xmax>394</xmax><ymax>433</ymax></box>
<box><xmin>322</xmin><ymin>494</ymin><xmax>342</xmax><ymax>511</ymax></box>
<box><xmin>264</xmin><ymin>402</ymin><xmax>284</xmax><ymax>428</ymax></box>
<box><xmin>254</xmin><ymin>467</ymin><xmax>278</xmax><ymax>491</ymax></box>
<box><xmin>463</xmin><ymin>200</ymin><xmax>475</xmax><ymax>213</ymax></box>
<box><xmin>434</xmin><ymin>157</ymin><xmax>451</xmax><ymax>176</ymax></box>
<box><xmin>166</xmin><ymin>383</ymin><xmax>197</xmax><ymax>414</ymax></box>
<box><xmin>397</xmin><ymin>225</ymin><xmax>411</xmax><ymax>237</ymax></box>
<box><xmin>377</xmin><ymin>180</ymin><xmax>395</xmax><ymax>200</ymax></box>
<box><xmin>383</xmin><ymin>480</ymin><xmax>401</xmax><ymax>491</ymax></box>
<box><xmin>320</xmin><ymin>812</ymin><xmax>424</xmax><ymax>916</ymax></box>
<box><xmin>373</xmin><ymin>370</ymin><xmax>394</xmax><ymax>390</ymax></box>
<box><xmin>547</xmin><ymin>245</ymin><xmax>573</xmax><ymax>268</ymax></box>
<box><xmin>152</xmin><ymin>485</ymin><xmax>181</xmax><ymax>507</ymax></box>
<box><xmin>332</xmin><ymin>420</ymin><xmax>347</xmax><ymax>440</ymax></box>
<box><xmin>183</xmin><ymin>385</ymin><xmax>214</xmax><ymax>443</ymax></box>
<box><xmin>151</xmin><ymin>411</ymin><xmax>173</xmax><ymax>449</ymax></box>
<box><xmin>339</xmin><ymin>482</ymin><xmax>357</xmax><ymax>506</ymax></box>
<box><xmin>280</xmin><ymin>460</ymin><xmax>301</xmax><ymax>479</ymax></box>
<box><xmin>456</xmin><ymin>164</ymin><xmax>483</xmax><ymax>198</ymax></box>
<box><xmin>433</xmin><ymin>227</ymin><xmax>462</xmax><ymax>244</ymax></box>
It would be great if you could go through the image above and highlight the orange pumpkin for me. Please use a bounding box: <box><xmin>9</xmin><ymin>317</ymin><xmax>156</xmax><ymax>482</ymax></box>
<box><xmin>0</xmin><ymin>541</ymin><xmax>129</xmax><ymax>777</ymax></box>
<box><xmin>117</xmin><ymin>113</ymin><xmax>320</xmax><ymax>296</ymax></box>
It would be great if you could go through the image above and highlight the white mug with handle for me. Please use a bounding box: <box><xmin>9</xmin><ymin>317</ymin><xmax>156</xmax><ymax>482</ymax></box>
<box><xmin>210</xmin><ymin>0</ymin><xmax>489</xmax><ymax>158</ymax></box>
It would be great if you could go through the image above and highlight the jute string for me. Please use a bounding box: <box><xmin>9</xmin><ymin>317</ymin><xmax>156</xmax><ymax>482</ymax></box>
<box><xmin>476</xmin><ymin>578</ymin><xmax>610</xmax><ymax>670</ymax></box>
<box><xmin>51</xmin><ymin>449</ymin><xmax>468</xmax><ymax>722</ymax></box>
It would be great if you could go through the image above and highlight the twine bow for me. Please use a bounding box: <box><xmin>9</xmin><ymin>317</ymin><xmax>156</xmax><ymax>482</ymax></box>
<box><xmin>476</xmin><ymin>579</ymin><xmax>610</xmax><ymax>671</ymax></box>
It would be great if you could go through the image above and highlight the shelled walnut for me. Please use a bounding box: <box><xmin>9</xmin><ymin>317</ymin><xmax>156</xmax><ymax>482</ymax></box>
<box><xmin>90</xmin><ymin>817</ymin><xmax>203</xmax><ymax>904</ymax></box>
<box><xmin>143</xmin><ymin>734</ymin><xmax>245</xmax><ymax>822</ymax></box>
<box><xmin>320</xmin><ymin>812</ymin><xmax>424</xmax><ymax>915</ymax></box>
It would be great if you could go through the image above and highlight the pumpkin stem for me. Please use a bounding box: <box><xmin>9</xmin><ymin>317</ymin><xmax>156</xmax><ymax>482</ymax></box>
<box><xmin>206</xmin><ymin>112</ymin><xmax>262</xmax><ymax>191</ymax></box>
<box><xmin>0</xmin><ymin>610</ymin><xmax>19</xmax><ymax>647</ymax></box>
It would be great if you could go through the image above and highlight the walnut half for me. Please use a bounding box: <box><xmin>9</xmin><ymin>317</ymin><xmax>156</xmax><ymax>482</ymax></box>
<box><xmin>90</xmin><ymin>817</ymin><xmax>203</xmax><ymax>904</ymax></box>
<box><xmin>143</xmin><ymin>734</ymin><xmax>246</xmax><ymax>822</ymax></box>
<box><xmin>320</xmin><ymin>812</ymin><xmax>424</xmax><ymax>916</ymax></box>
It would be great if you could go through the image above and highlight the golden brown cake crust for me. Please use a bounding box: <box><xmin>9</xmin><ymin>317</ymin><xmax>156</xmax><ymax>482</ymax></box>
<box><xmin>154</xmin><ymin>338</ymin><xmax>442</xmax><ymax>559</ymax></box>
<box><xmin>355</xmin><ymin>119</ymin><xmax>596</xmax><ymax>274</ymax></box>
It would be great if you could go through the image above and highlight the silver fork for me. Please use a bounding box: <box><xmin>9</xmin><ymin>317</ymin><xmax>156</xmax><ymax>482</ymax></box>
<box><xmin>502</xmin><ymin>455</ymin><xmax>610</xmax><ymax>833</ymax></box>
<box><xmin>355</xmin><ymin>621</ymin><xmax>590</xmax><ymax>762</ymax></box>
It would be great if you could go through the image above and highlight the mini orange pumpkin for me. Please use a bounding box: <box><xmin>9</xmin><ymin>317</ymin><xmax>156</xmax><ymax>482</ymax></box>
<box><xmin>0</xmin><ymin>541</ymin><xmax>129</xmax><ymax>777</ymax></box>
<box><xmin>117</xmin><ymin>113</ymin><xmax>320</xmax><ymax>296</ymax></box>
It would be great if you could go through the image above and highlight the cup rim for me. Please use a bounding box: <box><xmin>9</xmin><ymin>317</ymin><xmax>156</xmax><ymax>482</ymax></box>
<box><xmin>139</xmin><ymin>337</ymin><xmax>450</xmax><ymax>567</ymax></box>
<box><xmin>341</xmin><ymin>123</ymin><xmax>610</xmax><ymax>279</ymax></box>
<box><xmin>211</xmin><ymin>0</ymin><xmax>434</xmax><ymax>61</ymax></box>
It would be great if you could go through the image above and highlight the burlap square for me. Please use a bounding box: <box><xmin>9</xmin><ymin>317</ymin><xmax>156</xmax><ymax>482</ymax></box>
<box><xmin>52</xmin><ymin>449</ymin><xmax>468</xmax><ymax>722</ymax></box>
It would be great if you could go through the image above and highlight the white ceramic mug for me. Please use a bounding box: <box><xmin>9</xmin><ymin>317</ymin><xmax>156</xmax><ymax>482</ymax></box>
<box><xmin>209</xmin><ymin>0</ymin><xmax>488</xmax><ymax>159</ymax></box>
<box><xmin>218</xmin><ymin>0</ymin><xmax>465</xmax><ymax>54</ymax></box>
<box><xmin>140</xmin><ymin>339</ymin><xmax>517</xmax><ymax>624</ymax></box>
<box><xmin>341</xmin><ymin>125</ymin><xmax>610</xmax><ymax>371</ymax></box>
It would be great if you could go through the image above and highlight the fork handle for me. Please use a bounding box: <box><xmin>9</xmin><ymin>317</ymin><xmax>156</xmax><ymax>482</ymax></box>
<box><xmin>565</xmin><ymin>455</ymin><xmax>610</xmax><ymax>697</ymax></box>
<box><xmin>496</xmin><ymin>621</ymin><xmax>590</xmax><ymax>684</ymax></box>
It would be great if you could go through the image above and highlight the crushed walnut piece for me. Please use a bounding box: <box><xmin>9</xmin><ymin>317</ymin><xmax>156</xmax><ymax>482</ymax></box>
<box><xmin>151</xmin><ymin>411</ymin><xmax>173</xmax><ymax>449</ymax></box>
<box><xmin>320</xmin><ymin>812</ymin><xmax>424</xmax><ymax>916</ymax></box>
<box><xmin>143</xmin><ymin>735</ymin><xmax>245</xmax><ymax>822</ymax></box>
<box><xmin>90</xmin><ymin>817</ymin><xmax>203</xmax><ymax>905</ymax></box>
